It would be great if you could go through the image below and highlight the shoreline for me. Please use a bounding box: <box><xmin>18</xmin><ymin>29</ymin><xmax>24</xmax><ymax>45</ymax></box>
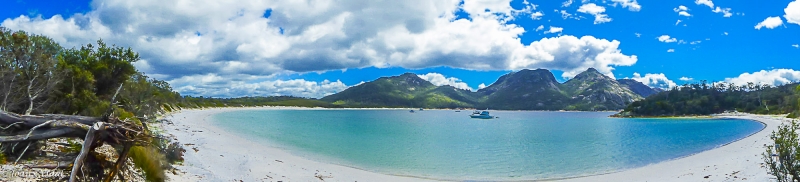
<box><xmin>161</xmin><ymin>107</ymin><xmax>439</xmax><ymax>182</ymax></box>
<box><xmin>556</xmin><ymin>113</ymin><xmax>783</xmax><ymax>182</ymax></box>
<box><xmin>163</xmin><ymin>107</ymin><xmax>787</xmax><ymax>181</ymax></box>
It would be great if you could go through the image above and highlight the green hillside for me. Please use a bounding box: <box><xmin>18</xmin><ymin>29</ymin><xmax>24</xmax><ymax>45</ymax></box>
<box><xmin>561</xmin><ymin>68</ymin><xmax>643</xmax><ymax>110</ymax></box>
<box><xmin>477</xmin><ymin>69</ymin><xmax>570</xmax><ymax>110</ymax></box>
<box><xmin>322</xmin><ymin>68</ymin><xmax>658</xmax><ymax>110</ymax></box>
<box><xmin>321</xmin><ymin>73</ymin><xmax>437</xmax><ymax>107</ymax></box>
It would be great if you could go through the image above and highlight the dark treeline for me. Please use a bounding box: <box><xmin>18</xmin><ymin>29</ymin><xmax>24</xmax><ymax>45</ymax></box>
<box><xmin>178</xmin><ymin>96</ymin><xmax>337</xmax><ymax>108</ymax></box>
<box><xmin>617</xmin><ymin>80</ymin><xmax>800</xmax><ymax>117</ymax></box>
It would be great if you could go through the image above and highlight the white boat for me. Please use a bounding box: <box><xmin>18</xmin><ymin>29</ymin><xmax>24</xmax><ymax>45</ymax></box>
<box><xmin>470</xmin><ymin>110</ymin><xmax>494</xmax><ymax>119</ymax></box>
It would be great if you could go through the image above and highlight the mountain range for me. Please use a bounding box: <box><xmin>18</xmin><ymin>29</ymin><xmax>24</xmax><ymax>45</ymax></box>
<box><xmin>321</xmin><ymin>68</ymin><xmax>661</xmax><ymax>111</ymax></box>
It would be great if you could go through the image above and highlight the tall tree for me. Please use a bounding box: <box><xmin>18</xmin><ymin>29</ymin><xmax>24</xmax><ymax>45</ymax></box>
<box><xmin>0</xmin><ymin>29</ymin><xmax>63</xmax><ymax>114</ymax></box>
<box><xmin>49</xmin><ymin>40</ymin><xmax>139</xmax><ymax>116</ymax></box>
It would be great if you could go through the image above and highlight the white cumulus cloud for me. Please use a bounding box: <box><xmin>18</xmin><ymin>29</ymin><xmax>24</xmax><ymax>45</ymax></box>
<box><xmin>713</xmin><ymin>7</ymin><xmax>733</xmax><ymax>17</ymax></box>
<box><xmin>694</xmin><ymin>0</ymin><xmax>734</xmax><ymax>17</ymax></box>
<box><xmin>785</xmin><ymin>0</ymin><xmax>800</xmax><ymax>25</ymax></box>
<box><xmin>667</xmin><ymin>49</ymin><xmax>675</xmax><ymax>52</ymax></box>
<box><xmin>657</xmin><ymin>35</ymin><xmax>678</xmax><ymax>43</ymax></box>
<box><xmin>545</xmin><ymin>26</ymin><xmax>564</xmax><ymax>34</ymax></box>
<box><xmin>557</xmin><ymin>9</ymin><xmax>582</xmax><ymax>20</ymax></box>
<box><xmin>611</xmin><ymin>0</ymin><xmax>641</xmax><ymax>12</ymax></box>
<box><xmin>755</xmin><ymin>16</ymin><xmax>784</xmax><ymax>30</ymax></box>
<box><xmin>674</xmin><ymin>5</ymin><xmax>691</xmax><ymax>16</ymax></box>
<box><xmin>531</xmin><ymin>11</ymin><xmax>544</xmax><ymax>20</ymax></box>
<box><xmin>507</xmin><ymin>35</ymin><xmax>638</xmax><ymax>79</ymax></box>
<box><xmin>723</xmin><ymin>69</ymin><xmax>800</xmax><ymax>86</ymax></box>
<box><xmin>478</xmin><ymin>83</ymin><xmax>487</xmax><ymax>89</ymax></box>
<box><xmin>578</xmin><ymin>3</ymin><xmax>612</xmax><ymax>24</ymax></box>
<box><xmin>170</xmin><ymin>74</ymin><xmax>349</xmax><ymax>98</ymax></box>
<box><xmin>535</xmin><ymin>25</ymin><xmax>545</xmax><ymax>31</ymax></box>
<box><xmin>630</xmin><ymin>73</ymin><xmax>678</xmax><ymax>90</ymax></box>
<box><xmin>695</xmin><ymin>0</ymin><xmax>714</xmax><ymax>8</ymax></box>
<box><xmin>0</xmin><ymin>0</ymin><xmax>639</xmax><ymax>97</ymax></box>
<box><xmin>679</xmin><ymin>77</ymin><xmax>693</xmax><ymax>81</ymax></box>
<box><xmin>793</xmin><ymin>44</ymin><xmax>799</xmax><ymax>48</ymax></box>
<box><xmin>417</xmin><ymin>73</ymin><xmax>474</xmax><ymax>91</ymax></box>
<box><xmin>676</xmin><ymin>5</ymin><xmax>689</xmax><ymax>11</ymax></box>
<box><xmin>562</xmin><ymin>0</ymin><xmax>574</xmax><ymax>7</ymax></box>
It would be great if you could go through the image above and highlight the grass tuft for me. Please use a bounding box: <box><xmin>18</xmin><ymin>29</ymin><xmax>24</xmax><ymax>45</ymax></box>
<box><xmin>129</xmin><ymin>146</ymin><xmax>166</xmax><ymax>182</ymax></box>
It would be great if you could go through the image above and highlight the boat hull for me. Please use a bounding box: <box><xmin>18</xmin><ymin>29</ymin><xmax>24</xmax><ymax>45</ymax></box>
<box><xmin>470</xmin><ymin>115</ymin><xmax>494</xmax><ymax>119</ymax></box>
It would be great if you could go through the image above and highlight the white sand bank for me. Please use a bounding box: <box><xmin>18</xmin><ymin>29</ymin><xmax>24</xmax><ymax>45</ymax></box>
<box><xmin>162</xmin><ymin>107</ymin><xmax>435</xmax><ymax>182</ymax></box>
<box><xmin>558</xmin><ymin>114</ymin><xmax>786</xmax><ymax>182</ymax></box>
<box><xmin>163</xmin><ymin>108</ymin><xmax>787</xmax><ymax>182</ymax></box>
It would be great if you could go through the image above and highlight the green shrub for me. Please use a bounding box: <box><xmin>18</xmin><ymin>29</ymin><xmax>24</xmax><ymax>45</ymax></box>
<box><xmin>164</xmin><ymin>141</ymin><xmax>185</xmax><ymax>164</ymax></box>
<box><xmin>0</xmin><ymin>149</ymin><xmax>7</xmax><ymax>164</ymax></box>
<box><xmin>129</xmin><ymin>146</ymin><xmax>166</xmax><ymax>182</ymax></box>
<box><xmin>61</xmin><ymin>139</ymin><xmax>82</xmax><ymax>153</ymax></box>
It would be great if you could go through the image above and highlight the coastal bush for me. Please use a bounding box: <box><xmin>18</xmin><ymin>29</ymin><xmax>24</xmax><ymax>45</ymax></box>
<box><xmin>623</xmin><ymin>82</ymin><xmax>800</xmax><ymax>117</ymax></box>
<box><xmin>0</xmin><ymin>147</ymin><xmax>6</xmax><ymax>164</ymax></box>
<box><xmin>130</xmin><ymin>146</ymin><xmax>166</xmax><ymax>182</ymax></box>
<box><xmin>764</xmin><ymin>120</ymin><xmax>800</xmax><ymax>182</ymax></box>
<box><xmin>163</xmin><ymin>141</ymin><xmax>185</xmax><ymax>164</ymax></box>
<box><xmin>0</xmin><ymin>27</ymin><xmax>373</xmax><ymax>181</ymax></box>
<box><xmin>794</xmin><ymin>85</ymin><xmax>800</xmax><ymax>118</ymax></box>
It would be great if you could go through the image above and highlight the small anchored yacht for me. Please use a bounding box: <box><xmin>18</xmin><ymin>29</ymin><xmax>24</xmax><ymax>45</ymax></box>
<box><xmin>470</xmin><ymin>110</ymin><xmax>494</xmax><ymax>119</ymax></box>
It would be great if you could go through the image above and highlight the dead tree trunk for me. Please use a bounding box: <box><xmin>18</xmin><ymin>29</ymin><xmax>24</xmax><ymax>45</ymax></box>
<box><xmin>69</xmin><ymin>122</ymin><xmax>105</xmax><ymax>182</ymax></box>
<box><xmin>1</xmin><ymin>74</ymin><xmax>16</xmax><ymax>111</ymax></box>
<box><xmin>0</xmin><ymin>110</ymin><xmax>149</xmax><ymax>181</ymax></box>
<box><xmin>104</xmin><ymin>143</ymin><xmax>131</xmax><ymax>182</ymax></box>
<box><xmin>25</xmin><ymin>75</ymin><xmax>37</xmax><ymax>115</ymax></box>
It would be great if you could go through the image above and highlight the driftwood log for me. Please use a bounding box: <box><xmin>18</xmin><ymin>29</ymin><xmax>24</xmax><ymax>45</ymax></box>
<box><xmin>0</xmin><ymin>110</ymin><xmax>150</xmax><ymax>181</ymax></box>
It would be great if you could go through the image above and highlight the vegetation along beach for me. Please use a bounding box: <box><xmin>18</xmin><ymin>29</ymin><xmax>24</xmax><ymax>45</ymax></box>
<box><xmin>2</xmin><ymin>0</ymin><xmax>800</xmax><ymax>181</ymax></box>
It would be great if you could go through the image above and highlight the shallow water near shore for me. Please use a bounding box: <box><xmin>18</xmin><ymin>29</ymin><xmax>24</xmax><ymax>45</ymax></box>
<box><xmin>210</xmin><ymin>109</ymin><xmax>763</xmax><ymax>180</ymax></box>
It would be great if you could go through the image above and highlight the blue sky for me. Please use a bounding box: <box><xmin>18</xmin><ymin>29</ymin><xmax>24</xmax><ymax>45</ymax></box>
<box><xmin>2</xmin><ymin>0</ymin><xmax>799</xmax><ymax>98</ymax></box>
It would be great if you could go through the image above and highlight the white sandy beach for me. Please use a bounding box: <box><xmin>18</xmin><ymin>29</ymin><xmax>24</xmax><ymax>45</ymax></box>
<box><xmin>560</xmin><ymin>114</ymin><xmax>784</xmax><ymax>182</ymax></box>
<box><xmin>162</xmin><ymin>108</ymin><xmax>436</xmax><ymax>182</ymax></box>
<box><xmin>163</xmin><ymin>108</ymin><xmax>788</xmax><ymax>182</ymax></box>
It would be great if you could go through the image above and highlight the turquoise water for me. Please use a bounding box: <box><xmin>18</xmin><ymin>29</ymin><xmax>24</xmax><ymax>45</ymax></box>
<box><xmin>212</xmin><ymin>110</ymin><xmax>764</xmax><ymax>180</ymax></box>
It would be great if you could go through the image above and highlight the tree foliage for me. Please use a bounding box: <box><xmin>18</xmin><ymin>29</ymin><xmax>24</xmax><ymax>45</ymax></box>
<box><xmin>0</xmin><ymin>28</ymin><xmax>64</xmax><ymax>115</ymax></box>
<box><xmin>618</xmin><ymin>81</ymin><xmax>800</xmax><ymax>117</ymax></box>
<box><xmin>0</xmin><ymin>28</ymin><xmax>348</xmax><ymax>180</ymax></box>
<box><xmin>0</xmin><ymin>28</ymin><xmax>179</xmax><ymax>181</ymax></box>
<box><xmin>764</xmin><ymin>120</ymin><xmax>800</xmax><ymax>182</ymax></box>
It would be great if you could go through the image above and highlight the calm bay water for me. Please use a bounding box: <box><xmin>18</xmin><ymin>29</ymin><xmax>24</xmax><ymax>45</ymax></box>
<box><xmin>211</xmin><ymin>109</ymin><xmax>763</xmax><ymax>180</ymax></box>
